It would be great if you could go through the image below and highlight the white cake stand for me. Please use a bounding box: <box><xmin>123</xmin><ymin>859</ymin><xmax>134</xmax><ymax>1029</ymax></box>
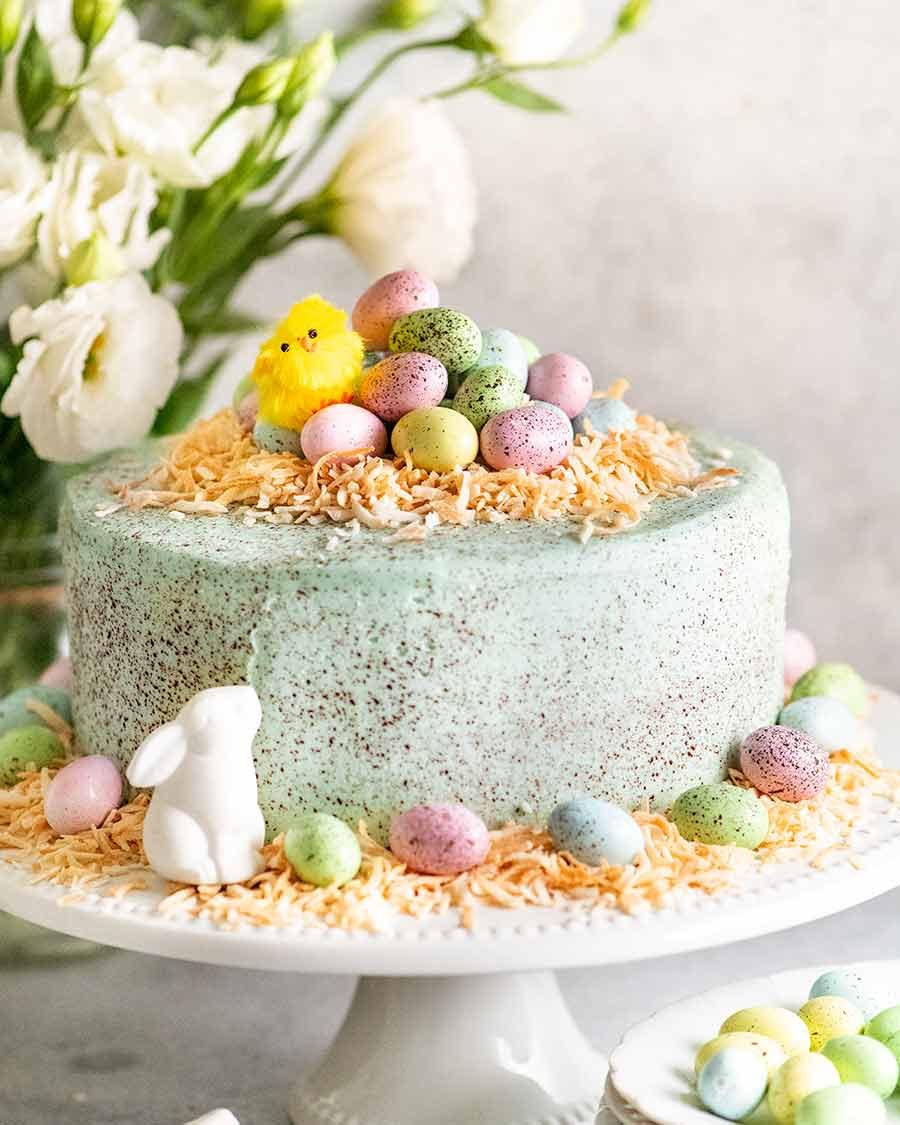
<box><xmin>1</xmin><ymin>690</ymin><xmax>899</xmax><ymax>1125</ymax></box>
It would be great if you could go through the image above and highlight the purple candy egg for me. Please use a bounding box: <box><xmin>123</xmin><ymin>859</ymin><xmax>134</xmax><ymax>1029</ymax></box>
<box><xmin>360</xmin><ymin>352</ymin><xmax>449</xmax><ymax>423</ymax></box>
<box><xmin>352</xmin><ymin>270</ymin><xmax>440</xmax><ymax>351</ymax></box>
<box><xmin>784</xmin><ymin>628</ymin><xmax>817</xmax><ymax>689</ymax></box>
<box><xmin>237</xmin><ymin>390</ymin><xmax>259</xmax><ymax>433</ymax></box>
<box><xmin>480</xmin><ymin>403</ymin><xmax>573</xmax><ymax>474</ymax></box>
<box><xmin>739</xmin><ymin>725</ymin><xmax>829</xmax><ymax>802</ymax></box>
<box><xmin>300</xmin><ymin>403</ymin><xmax>388</xmax><ymax>464</ymax></box>
<box><xmin>44</xmin><ymin>755</ymin><xmax>123</xmax><ymax>836</ymax></box>
<box><xmin>526</xmin><ymin>353</ymin><xmax>593</xmax><ymax>419</ymax></box>
<box><xmin>389</xmin><ymin>803</ymin><xmax>490</xmax><ymax>875</ymax></box>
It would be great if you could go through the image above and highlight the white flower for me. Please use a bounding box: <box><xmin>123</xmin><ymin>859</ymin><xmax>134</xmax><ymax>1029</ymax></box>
<box><xmin>328</xmin><ymin>99</ymin><xmax>477</xmax><ymax>283</ymax></box>
<box><xmin>2</xmin><ymin>273</ymin><xmax>182</xmax><ymax>462</ymax></box>
<box><xmin>78</xmin><ymin>42</ymin><xmax>265</xmax><ymax>188</ymax></box>
<box><xmin>37</xmin><ymin>149</ymin><xmax>170</xmax><ymax>281</ymax></box>
<box><xmin>477</xmin><ymin>0</ymin><xmax>585</xmax><ymax>65</ymax></box>
<box><xmin>0</xmin><ymin>131</ymin><xmax>47</xmax><ymax>267</ymax></box>
<box><xmin>0</xmin><ymin>0</ymin><xmax>138</xmax><ymax>132</ymax></box>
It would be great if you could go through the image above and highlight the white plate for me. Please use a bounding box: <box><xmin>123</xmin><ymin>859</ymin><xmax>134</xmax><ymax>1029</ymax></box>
<box><xmin>608</xmin><ymin>960</ymin><xmax>900</xmax><ymax>1123</ymax></box>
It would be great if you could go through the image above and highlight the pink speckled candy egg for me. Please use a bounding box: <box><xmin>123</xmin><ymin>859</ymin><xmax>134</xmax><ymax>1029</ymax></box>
<box><xmin>352</xmin><ymin>270</ymin><xmax>440</xmax><ymax>351</ymax></box>
<box><xmin>480</xmin><ymin>403</ymin><xmax>573</xmax><ymax>474</ymax></box>
<box><xmin>360</xmin><ymin>352</ymin><xmax>448</xmax><ymax>423</ymax></box>
<box><xmin>739</xmin><ymin>725</ymin><xmax>829</xmax><ymax>802</ymax></box>
<box><xmin>389</xmin><ymin>803</ymin><xmax>490</xmax><ymax>875</ymax></box>
<box><xmin>526</xmin><ymin>353</ymin><xmax>593</xmax><ymax>419</ymax></box>
<box><xmin>784</xmin><ymin>628</ymin><xmax>817</xmax><ymax>689</ymax></box>
<box><xmin>39</xmin><ymin>657</ymin><xmax>72</xmax><ymax>691</ymax></box>
<box><xmin>300</xmin><ymin>403</ymin><xmax>388</xmax><ymax>464</ymax></box>
<box><xmin>236</xmin><ymin>389</ymin><xmax>259</xmax><ymax>432</ymax></box>
<box><xmin>44</xmin><ymin>755</ymin><xmax>123</xmax><ymax>836</ymax></box>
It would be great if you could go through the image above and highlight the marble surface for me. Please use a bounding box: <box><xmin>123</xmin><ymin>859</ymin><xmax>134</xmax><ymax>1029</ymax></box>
<box><xmin>1</xmin><ymin>886</ymin><xmax>898</xmax><ymax>1124</ymax></box>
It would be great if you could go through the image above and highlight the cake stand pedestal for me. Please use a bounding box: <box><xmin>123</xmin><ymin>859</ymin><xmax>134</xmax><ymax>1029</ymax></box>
<box><xmin>1</xmin><ymin>690</ymin><xmax>899</xmax><ymax>1125</ymax></box>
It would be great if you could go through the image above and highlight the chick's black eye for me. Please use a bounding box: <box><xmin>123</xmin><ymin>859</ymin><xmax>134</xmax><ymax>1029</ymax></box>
<box><xmin>308</xmin><ymin>329</ymin><xmax>318</xmax><ymax>339</ymax></box>
<box><xmin>280</xmin><ymin>342</ymin><xmax>289</xmax><ymax>352</ymax></box>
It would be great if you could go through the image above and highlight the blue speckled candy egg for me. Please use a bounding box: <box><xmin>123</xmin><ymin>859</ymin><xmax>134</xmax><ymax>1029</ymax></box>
<box><xmin>467</xmin><ymin>328</ymin><xmax>529</xmax><ymax>388</ymax></box>
<box><xmin>796</xmin><ymin>1084</ymin><xmax>887</xmax><ymax>1125</ymax></box>
<box><xmin>480</xmin><ymin>403</ymin><xmax>573</xmax><ymax>474</ymax></box>
<box><xmin>573</xmin><ymin>397</ymin><xmax>638</xmax><ymax>438</ymax></box>
<box><xmin>360</xmin><ymin>352</ymin><xmax>448</xmax><ymax>422</ymax></box>
<box><xmin>778</xmin><ymin>697</ymin><xmax>861</xmax><ymax>754</ymax></box>
<box><xmin>672</xmin><ymin>783</ymin><xmax>769</xmax><ymax>849</ymax></box>
<box><xmin>790</xmin><ymin>662</ymin><xmax>868</xmax><ymax>717</ymax></box>
<box><xmin>697</xmin><ymin>1047</ymin><xmax>768</xmax><ymax>1121</ymax></box>
<box><xmin>0</xmin><ymin>685</ymin><xmax>72</xmax><ymax>737</ymax></box>
<box><xmin>389</xmin><ymin>308</ymin><xmax>482</xmax><ymax>376</ymax></box>
<box><xmin>453</xmin><ymin>365</ymin><xmax>524</xmax><ymax>430</ymax></box>
<box><xmin>811</xmin><ymin>970</ymin><xmax>889</xmax><ymax>1024</ymax></box>
<box><xmin>253</xmin><ymin>420</ymin><xmax>304</xmax><ymax>456</ymax></box>
<box><xmin>739</xmin><ymin>725</ymin><xmax>829</xmax><ymax>802</ymax></box>
<box><xmin>548</xmin><ymin>796</ymin><xmax>644</xmax><ymax>866</ymax></box>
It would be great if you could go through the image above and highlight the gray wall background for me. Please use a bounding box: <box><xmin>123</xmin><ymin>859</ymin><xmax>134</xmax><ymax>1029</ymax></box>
<box><xmin>221</xmin><ymin>0</ymin><xmax>900</xmax><ymax>685</ymax></box>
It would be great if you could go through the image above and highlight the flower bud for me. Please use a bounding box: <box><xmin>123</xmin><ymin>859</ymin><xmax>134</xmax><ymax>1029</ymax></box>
<box><xmin>233</xmin><ymin>57</ymin><xmax>295</xmax><ymax>108</ymax></box>
<box><xmin>241</xmin><ymin>0</ymin><xmax>292</xmax><ymax>41</ymax></box>
<box><xmin>65</xmin><ymin>232</ymin><xmax>124</xmax><ymax>286</ymax></box>
<box><xmin>616</xmin><ymin>0</ymin><xmax>651</xmax><ymax>33</ymax></box>
<box><xmin>277</xmin><ymin>32</ymin><xmax>335</xmax><ymax>118</ymax></box>
<box><xmin>72</xmin><ymin>0</ymin><xmax>121</xmax><ymax>52</ymax></box>
<box><xmin>377</xmin><ymin>0</ymin><xmax>437</xmax><ymax>30</ymax></box>
<box><xmin>0</xmin><ymin>0</ymin><xmax>23</xmax><ymax>55</ymax></box>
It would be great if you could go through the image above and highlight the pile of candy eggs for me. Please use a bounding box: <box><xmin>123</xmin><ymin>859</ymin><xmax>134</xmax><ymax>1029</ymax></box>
<box><xmin>242</xmin><ymin>269</ymin><xmax>634</xmax><ymax>476</ymax></box>
<box><xmin>693</xmin><ymin>967</ymin><xmax>900</xmax><ymax>1122</ymax></box>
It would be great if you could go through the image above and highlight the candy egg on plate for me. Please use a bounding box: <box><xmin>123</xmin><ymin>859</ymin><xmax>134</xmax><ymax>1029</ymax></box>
<box><xmin>798</xmin><ymin>996</ymin><xmax>864</xmax><ymax>1051</ymax></box>
<box><xmin>720</xmin><ymin>1006</ymin><xmax>811</xmax><ymax>1055</ymax></box>
<box><xmin>526</xmin><ymin>353</ymin><xmax>593</xmax><ymax>418</ymax></box>
<box><xmin>300</xmin><ymin>403</ymin><xmax>387</xmax><ymax>463</ymax></box>
<box><xmin>467</xmin><ymin>328</ymin><xmax>529</xmax><ymax>388</ymax></box>
<box><xmin>360</xmin><ymin>353</ymin><xmax>448</xmax><ymax>422</ymax></box>
<box><xmin>866</xmin><ymin>1004</ymin><xmax>900</xmax><ymax>1043</ymax></box>
<box><xmin>0</xmin><ymin>684</ymin><xmax>72</xmax><ymax>736</ymax></box>
<box><xmin>796</xmin><ymin>1084</ymin><xmax>887</xmax><ymax>1125</ymax></box>
<box><xmin>784</xmin><ymin>627</ymin><xmax>817</xmax><ymax>689</ymax></box>
<box><xmin>672</xmin><ymin>783</ymin><xmax>768</xmax><ymax>849</ymax></box>
<box><xmin>253</xmin><ymin>420</ymin><xmax>303</xmax><ymax>456</ymax></box>
<box><xmin>810</xmin><ymin>969</ymin><xmax>889</xmax><ymax>1024</ymax></box>
<box><xmin>391</xmin><ymin>406</ymin><xmax>478</xmax><ymax>473</ymax></box>
<box><xmin>517</xmin><ymin>334</ymin><xmax>541</xmax><ymax>364</ymax></box>
<box><xmin>548</xmin><ymin>796</ymin><xmax>643</xmax><ymax>866</ymax></box>
<box><xmin>389</xmin><ymin>803</ymin><xmax>489</xmax><ymax>875</ymax></box>
<box><xmin>480</xmin><ymin>403</ymin><xmax>573</xmax><ymax>474</ymax></box>
<box><xmin>453</xmin><ymin>365</ymin><xmax>524</xmax><ymax>431</ymax></box>
<box><xmin>0</xmin><ymin>725</ymin><xmax>63</xmax><ymax>786</ymax></box>
<box><xmin>389</xmin><ymin>308</ymin><xmax>482</xmax><ymax>376</ymax></box>
<box><xmin>44</xmin><ymin>755</ymin><xmax>123</xmax><ymax>835</ymax></box>
<box><xmin>284</xmin><ymin>813</ymin><xmax>361</xmax><ymax>888</ymax></box>
<box><xmin>767</xmin><ymin>1054</ymin><xmax>840</xmax><ymax>1124</ymax></box>
<box><xmin>352</xmin><ymin>270</ymin><xmax>439</xmax><ymax>351</ymax></box>
<box><xmin>739</xmin><ymin>725</ymin><xmax>829</xmax><ymax>802</ymax></box>
<box><xmin>778</xmin><ymin>696</ymin><xmax>860</xmax><ymax>753</ymax></box>
<box><xmin>696</xmin><ymin>1047</ymin><xmax>768</xmax><ymax>1121</ymax></box>
<box><xmin>695</xmin><ymin>1032</ymin><xmax>787</xmax><ymax>1078</ymax></box>
<box><xmin>789</xmin><ymin>662</ymin><xmax>868</xmax><ymax>717</ymax></box>
<box><xmin>573</xmin><ymin>397</ymin><xmax>637</xmax><ymax>438</ymax></box>
<box><xmin>821</xmin><ymin>1034</ymin><xmax>898</xmax><ymax>1097</ymax></box>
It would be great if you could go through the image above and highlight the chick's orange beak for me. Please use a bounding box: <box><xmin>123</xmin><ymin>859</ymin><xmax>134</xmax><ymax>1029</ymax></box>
<box><xmin>300</xmin><ymin>334</ymin><xmax>318</xmax><ymax>353</ymax></box>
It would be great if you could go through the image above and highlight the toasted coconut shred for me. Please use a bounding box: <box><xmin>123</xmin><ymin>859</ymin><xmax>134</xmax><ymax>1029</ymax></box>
<box><xmin>115</xmin><ymin>385</ymin><xmax>739</xmax><ymax>538</ymax></box>
<box><xmin>1</xmin><ymin>706</ymin><xmax>898</xmax><ymax>933</ymax></box>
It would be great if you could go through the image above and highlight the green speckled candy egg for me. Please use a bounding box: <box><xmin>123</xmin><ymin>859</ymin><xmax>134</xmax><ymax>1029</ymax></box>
<box><xmin>0</xmin><ymin>685</ymin><xmax>72</xmax><ymax>736</ymax></box>
<box><xmin>392</xmin><ymin>406</ymin><xmax>479</xmax><ymax>472</ymax></box>
<box><xmin>453</xmin><ymin>365</ymin><xmax>524</xmax><ymax>430</ymax></box>
<box><xmin>389</xmin><ymin>308</ymin><xmax>482</xmax><ymax>376</ymax></box>
<box><xmin>672</xmin><ymin>783</ymin><xmax>768</xmax><ymax>849</ymax></box>
<box><xmin>0</xmin><ymin>725</ymin><xmax>64</xmax><ymax>786</ymax></box>
<box><xmin>789</xmin><ymin>662</ymin><xmax>868</xmax><ymax>717</ymax></box>
<box><xmin>518</xmin><ymin>334</ymin><xmax>541</xmax><ymax>364</ymax></box>
<box><xmin>796</xmin><ymin>1084</ymin><xmax>887</xmax><ymax>1125</ymax></box>
<box><xmin>284</xmin><ymin>812</ymin><xmax>361</xmax><ymax>887</ymax></box>
<box><xmin>821</xmin><ymin>1035</ymin><xmax>899</xmax><ymax>1097</ymax></box>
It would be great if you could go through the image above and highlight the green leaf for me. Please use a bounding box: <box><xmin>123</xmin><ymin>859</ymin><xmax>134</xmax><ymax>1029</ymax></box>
<box><xmin>480</xmin><ymin>76</ymin><xmax>565</xmax><ymax>113</ymax></box>
<box><xmin>152</xmin><ymin>356</ymin><xmax>225</xmax><ymax>436</ymax></box>
<box><xmin>180</xmin><ymin>309</ymin><xmax>265</xmax><ymax>337</ymax></box>
<box><xmin>15</xmin><ymin>24</ymin><xmax>55</xmax><ymax>131</ymax></box>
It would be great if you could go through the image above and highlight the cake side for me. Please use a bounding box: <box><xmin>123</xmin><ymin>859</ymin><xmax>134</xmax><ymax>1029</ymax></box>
<box><xmin>61</xmin><ymin>431</ymin><xmax>789</xmax><ymax>838</ymax></box>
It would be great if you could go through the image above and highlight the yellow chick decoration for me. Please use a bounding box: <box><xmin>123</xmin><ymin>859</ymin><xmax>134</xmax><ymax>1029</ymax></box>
<box><xmin>251</xmin><ymin>295</ymin><xmax>364</xmax><ymax>430</ymax></box>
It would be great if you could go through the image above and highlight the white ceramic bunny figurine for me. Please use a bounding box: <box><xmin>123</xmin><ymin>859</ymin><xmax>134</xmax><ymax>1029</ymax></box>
<box><xmin>183</xmin><ymin>1112</ymin><xmax>240</xmax><ymax>1125</ymax></box>
<box><xmin>127</xmin><ymin>685</ymin><xmax>266</xmax><ymax>886</ymax></box>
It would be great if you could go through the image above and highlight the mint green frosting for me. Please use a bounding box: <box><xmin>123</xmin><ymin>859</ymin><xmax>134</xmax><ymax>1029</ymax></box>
<box><xmin>61</xmin><ymin>432</ymin><xmax>789</xmax><ymax>839</ymax></box>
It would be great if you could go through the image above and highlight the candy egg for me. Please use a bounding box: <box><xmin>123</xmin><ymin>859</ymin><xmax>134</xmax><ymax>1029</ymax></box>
<box><xmin>672</xmin><ymin>783</ymin><xmax>768</xmax><ymax>849</ymax></box>
<box><xmin>236</xmin><ymin>390</ymin><xmax>259</xmax><ymax>432</ymax></box>
<box><xmin>796</xmin><ymin>1084</ymin><xmax>887</xmax><ymax>1125</ymax></box>
<box><xmin>696</xmin><ymin>1047</ymin><xmax>768</xmax><ymax>1121</ymax></box>
<box><xmin>300</xmin><ymin>403</ymin><xmax>387</xmax><ymax>463</ymax></box>
<box><xmin>391</xmin><ymin>406</ymin><xmax>479</xmax><ymax>473</ymax></box>
<box><xmin>768</xmin><ymin>1054</ymin><xmax>840</xmax><ymax>1124</ymax></box>
<box><xmin>866</xmin><ymin>1005</ymin><xmax>900</xmax><ymax>1043</ymax></box>
<box><xmin>0</xmin><ymin>684</ymin><xmax>72</xmax><ymax>736</ymax></box>
<box><xmin>44</xmin><ymin>755</ymin><xmax>123</xmax><ymax>835</ymax></box>
<box><xmin>778</xmin><ymin>697</ymin><xmax>860</xmax><ymax>754</ymax></box>
<box><xmin>548</xmin><ymin>796</ymin><xmax>643</xmax><ymax>867</ymax></box>
<box><xmin>0</xmin><ymin>725</ymin><xmax>64</xmax><ymax>786</ymax></box>
<box><xmin>573</xmin><ymin>397</ymin><xmax>638</xmax><ymax>438</ymax></box>
<box><xmin>695</xmin><ymin>1032</ymin><xmax>788</xmax><ymax>1078</ymax></box>
<box><xmin>526</xmin><ymin>353</ymin><xmax>593</xmax><ymax>419</ymax></box>
<box><xmin>798</xmin><ymin>996</ymin><xmax>864</xmax><ymax>1051</ymax></box>
<box><xmin>284</xmin><ymin>813</ymin><xmax>361</xmax><ymax>888</ymax></box>
<box><xmin>352</xmin><ymin>270</ymin><xmax>440</xmax><ymax>351</ymax></box>
<box><xmin>789</xmin><ymin>662</ymin><xmax>868</xmax><ymax>718</ymax></box>
<box><xmin>480</xmin><ymin>403</ymin><xmax>573</xmax><ymax>474</ymax></box>
<box><xmin>39</xmin><ymin>658</ymin><xmax>73</xmax><ymax>692</ymax></box>
<box><xmin>821</xmin><ymin>1035</ymin><xmax>899</xmax><ymax>1096</ymax></box>
<box><xmin>453</xmin><ymin>365</ymin><xmax>524</xmax><ymax>431</ymax></box>
<box><xmin>785</xmin><ymin>628</ymin><xmax>817</xmax><ymax>689</ymax></box>
<box><xmin>739</xmin><ymin>725</ymin><xmax>829</xmax><ymax>802</ymax></box>
<box><xmin>518</xmin><ymin>335</ymin><xmax>541</xmax><ymax>364</ymax></box>
<box><xmin>360</xmin><ymin>353</ymin><xmax>448</xmax><ymax>422</ymax></box>
<box><xmin>811</xmin><ymin>970</ymin><xmax>888</xmax><ymax>1024</ymax></box>
<box><xmin>389</xmin><ymin>308</ymin><xmax>482</xmax><ymax>376</ymax></box>
<box><xmin>721</xmin><ymin>1007</ymin><xmax>811</xmax><ymax>1056</ymax></box>
<box><xmin>467</xmin><ymin>328</ymin><xmax>529</xmax><ymax>388</ymax></box>
<box><xmin>253</xmin><ymin>420</ymin><xmax>303</xmax><ymax>456</ymax></box>
<box><xmin>389</xmin><ymin>803</ymin><xmax>489</xmax><ymax>875</ymax></box>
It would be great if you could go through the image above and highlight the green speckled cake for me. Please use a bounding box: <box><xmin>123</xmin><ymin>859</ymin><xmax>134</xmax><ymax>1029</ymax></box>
<box><xmin>61</xmin><ymin>423</ymin><xmax>789</xmax><ymax>839</ymax></box>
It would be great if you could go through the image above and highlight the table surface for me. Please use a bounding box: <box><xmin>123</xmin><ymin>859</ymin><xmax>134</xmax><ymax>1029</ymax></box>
<box><xmin>0</xmin><ymin>885</ymin><xmax>895</xmax><ymax>1125</ymax></box>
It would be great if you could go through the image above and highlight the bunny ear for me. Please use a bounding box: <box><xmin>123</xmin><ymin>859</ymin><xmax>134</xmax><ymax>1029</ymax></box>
<box><xmin>126</xmin><ymin>721</ymin><xmax>187</xmax><ymax>788</ymax></box>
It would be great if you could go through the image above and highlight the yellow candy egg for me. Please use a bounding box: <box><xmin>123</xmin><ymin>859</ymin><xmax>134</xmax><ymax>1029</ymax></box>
<box><xmin>720</xmin><ymin>1006</ymin><xmax>811</xmax><ymax>1056</ymax></box>
<box><xmin>391</xmin><ymin>407</ymin><xmax>479</xmax><ymax>473</ymax></box>
<box><xmin>694</xmin><ymin>1031</ymin><xmax>788</xmax><ymax>1078</ymax></box>
<box><xmin>799</xmin><ymin>996</ymin><xmax>865</xmax><ymax>1051</ymax></box>
<box><xmin>768</xmin><ymin>1054</ymin><xmax>841</xmax><ymax>1124</ymax></box>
